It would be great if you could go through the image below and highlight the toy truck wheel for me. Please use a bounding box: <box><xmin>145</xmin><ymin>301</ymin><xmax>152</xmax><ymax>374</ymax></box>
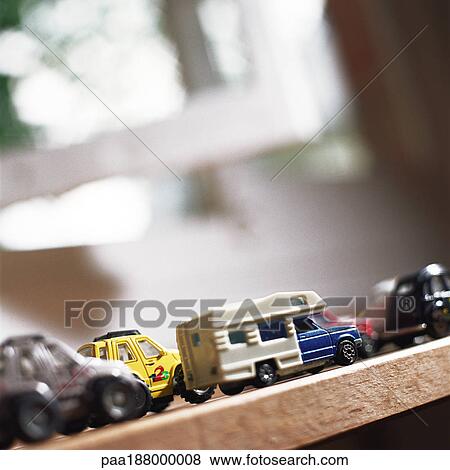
<box><xmin>174</xmin><ymin>367</ymin><xmax>216</xmax><ymax>404</ymax></box>
<box><xmin>133</xmin><ymin>379</ymin><xmax>152</xmax><ymax>418</ymax></box>
<box><xmin>150</xmin><ymin>396</ymin><xmax>173</xmax><ymax>413</ymax></box>
<box><xmin>360</xmin><ymin>334</ymin><xmax>379</xmax><ymax>358</ymax></box>
<box><xmin>91</xmin><ymin>377</ymin><xmax>137</xmax><ymax>424</ymax></box>
<box><xmin>335</xmin><ymin>340</ymin><xmax>358</xmax><ymax>366</ymax></box>
<box><xmin>254</xmin><ymin>362</ymin><xmax>277</xmax><ymax>388</ymax></box>
<box><xmin>427</xmin><ymin>309</ymin><xmax>449</xmax><ymax>339</ymax></box>
<box><xmin>13</xmin><ymin>392</ymin><xmax>59</xmax><ymax>443</ymax></box>
<box><xmin>219</xmin><ymin>382</ymin><xmax>245</xmax><ymax>396</ymax></box>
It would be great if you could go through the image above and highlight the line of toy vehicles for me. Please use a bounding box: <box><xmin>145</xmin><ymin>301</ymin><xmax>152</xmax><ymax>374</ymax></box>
<box><xmin>0</xmin><ymin>263</ymin><xmax>448</xmax><ymax>449</ymax></box>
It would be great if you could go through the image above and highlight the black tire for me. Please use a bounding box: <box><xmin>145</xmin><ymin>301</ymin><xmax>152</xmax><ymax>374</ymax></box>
<box><xmin>149</xmin><ymin>396</ymin><xmax>173</xmax><ymax>413</ymax></box>
<box><xmin>308</xmin><ymin>365</ymin><xmax>325</xmax><ymax>375</ymax></box>
<box><xmin>360</xmin><ymin>334</ymin><xmax>380</xmax><ymax>358</ymax></box>
<box><xmin>393</xmin><ymin>335</ymin><xmax>415</xmax><ymax>349</ymax></box>
<box><xmin>13</xmin><ymin>392</ymin><xmax>59</xmax><ymax>443</ymax></box>
<box><xmin>91</xmin><ymin>377</ymin><xmax>137</xmax><ymax>424</ymax></box>
<box><xmin>174</xmin><ymin>367</ymin><xmax>216</xmax><ymax>404</ymax></box>
<box><xmin>58</xmin><ymin>416</ymin><xmax>89</xmax><ymax>435</ymax></box>
<box><xmin>0</xmin><ymin>427</ymin><xmax>14</xmax><ymax>450</ymax></box>
<box><xmin>133</xmin><ymin>380</ymin><xmax>152</xmax><ymax>418</ymax></box>
<box><xmin>427</xmin><ymin>309</ymin><xmax>450</xmax><ymax>339</ymax></box>
<box><xmin>335</xmin><ymin>339</ymin><xmax>358</xmax><ymax>366</ymax></box>
<box><xmin>254</xmin><ymin>362</ymin><xmax>277</xmax><ymax>388</ymax></box>
<box><xmin>219</xmin><ymin>382</ymin><xmax>245</xmax><ymax>396</ymax></box>
<box><xmin>88</xmin><ymin>415</ymin><xmax>108</xmax><ymax>429</ymax></box>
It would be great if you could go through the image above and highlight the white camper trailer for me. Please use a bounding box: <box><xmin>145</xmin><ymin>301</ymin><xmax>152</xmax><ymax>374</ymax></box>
<box><xmin>176</xmin><ymin>291</ymin><xmax>328</xmax><ymax>391</ymax></box>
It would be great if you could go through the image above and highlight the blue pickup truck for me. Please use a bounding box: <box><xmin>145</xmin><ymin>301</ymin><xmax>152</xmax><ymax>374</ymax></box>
<box><xmin>292</xmin><ymin>315</ymin><xmax>362</xmax><ymax>369</ymax></box>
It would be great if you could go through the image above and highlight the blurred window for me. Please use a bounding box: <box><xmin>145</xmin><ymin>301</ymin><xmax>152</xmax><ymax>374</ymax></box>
<box><xmin>98</xmin><ymin>346</ymin><xmax>108</xmax><ymax>360</ymax></box>
<box><xmin>430</xmin><ymin>276</ymin><xmax>446</xmax><ymax>293</ymax></box>
<box><xmin>396</xmin><ymin>282</ymin><xmax>415</xmax><ymax>296</ymax></box>
<box><xmin>293</xmin><ymin>317</ymin><xmax>313</xmax><ymax>333</ymax></box>
<box><xmin>117</xmin><ymin>343</ymin><xmax>135</xmax><ymax>363</ymax></box>
<box><xmin>443</xmin><ymin>275</ymin><xmax>450</xmax><ymax>290</ymax></box>
<box><xmin>78</xmin><ymin>345</ymin><xmax>94</xmax><ymax>358</ymax></box>
<box><xmin>18</xmin><ymin>348</ymin><xmax>40</xmax><ymax>380</ymax></box>
<box><xmin>46</xmin><ymin>343</ymin><xmax>78</xmax><ymax>368</ymax></box>
<box><xmin>137</xmin><ymin>339</ymin><xmax>160</xmax><ymax>358</ymax></box>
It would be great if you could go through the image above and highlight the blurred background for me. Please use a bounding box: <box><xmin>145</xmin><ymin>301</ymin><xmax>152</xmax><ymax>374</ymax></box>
<box><xmin>0</xmin><ymin>0</ymin><xmax>449</xmax><ymax>349</ymax></box>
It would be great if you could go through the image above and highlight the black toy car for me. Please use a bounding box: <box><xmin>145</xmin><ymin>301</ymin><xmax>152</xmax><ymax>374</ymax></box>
<box><xmin>0</xmin><ymin>335</ymin><xmax>150</xmax><ymax>449</ymax></box>
<box><xmin>356</xmin><ymin>263</ymin><xmax>450</xmax><ymax>356</ymax></box>
<box><xmin>385</xmin><ymin>263</ymin><xmax>450</xmax><ymax>339</ymax></box>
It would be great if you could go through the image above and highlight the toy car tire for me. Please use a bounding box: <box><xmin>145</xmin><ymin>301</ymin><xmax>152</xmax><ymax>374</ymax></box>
<box><xmin>393</xmin><ymin>335</ymin><xmax>415</xmax><ymax>349</ymax></box>
<box><xmin>427</xmin><ymin>309</ymin><xmax>449</xmax><ymax>339</ymax></box>
<box><xmin>88</xmin><ymin>415</ymin><xmax>108</xmax><ymax>429</ymax></box>
<box><xmin>219</xmin><ymin>382</ymin><xmax>245</xmax><ymax>396</ymax></box>
<box><xmin>174</xmin><ymin>367</ymin><xmax>216</xmax><ymax>404</ymax></box>
<box><xmin>133</xmin><ymin>380</ymin><xmax>152</xmax><ymax>418</ymax></box>
<box><xmin>149</xmin><ymin>396</ymin><xmax>173</xmax><ymax>413</ymax></box>
<box><xmin>91</xmin><ymin>377</ymin><xmax>137</xmax><ymax>424</ymax></box>
<box><xmin>254</xmin><ymin>362</ymin><xmax>277</xmax><ymax>388</ymax></box>
<box><xmin>58</xmin><ymin>416</ymin><xmax>90</xmax><ymax>435</ymax></box>
<box><xmin>12</xmin><ymin>392</ymin><xmax>59</xmax><ymax>443</ymax></box>
<box><xmin>335</xmin><ymin>340</ymin><xmax>358</xmax><ymax>366</ymax></box>
<box><xmin>360</xmin><ymin>334</ymin><xmax>379</xmax><ymax>358</ymax></box>
<box><xmin>0</xmin><ymin>427</ymin><xmax>14</xmax><ymax>450</ymax></box>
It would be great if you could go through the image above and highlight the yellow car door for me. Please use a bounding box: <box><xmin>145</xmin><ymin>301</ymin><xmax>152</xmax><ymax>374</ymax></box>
<box><xmin>132</xmin><ymin>337</ymin><xmax>172</xmax><ymax>394</ymax></box>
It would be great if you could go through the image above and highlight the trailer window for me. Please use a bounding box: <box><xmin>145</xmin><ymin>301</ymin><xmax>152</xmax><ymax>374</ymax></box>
<box><xmin>258</xmin><ymin>320</ymin><xmax>287</xmax><ymax>342</ymax></box>
<box><xmin>290</xmin><ymin>296</ymin><xmax>307</xmax><ymax>306</ymax></box>
<box><xmin>228</xmin><ymin>330</ymin><xmax>246</xmax><ymax>344</ymax></box>
<box><xmin>191</xmin><ymin>333</ymin><xmax>201</xmax><ymax>347</ymax></box>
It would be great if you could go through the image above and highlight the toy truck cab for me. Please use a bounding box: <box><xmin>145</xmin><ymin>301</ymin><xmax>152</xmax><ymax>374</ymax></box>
<box><xmin>176</xmin><ymin>291</ymin><xmax>361</xmax><ymax>395</ymax></box>
<box><xmin>78</xmin><ymin>330</ymin><xmax>215</xmax><ymax>411</ymax></box>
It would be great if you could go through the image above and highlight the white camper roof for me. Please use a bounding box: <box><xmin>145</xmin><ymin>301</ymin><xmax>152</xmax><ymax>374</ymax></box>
<box><xmin>178</xmin><ymin>291</ymin><xmax>327</xmax><ymax>330</ymax></box>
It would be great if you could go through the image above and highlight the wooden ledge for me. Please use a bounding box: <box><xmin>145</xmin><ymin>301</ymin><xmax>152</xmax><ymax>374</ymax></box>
<box><xmin>26</xmin><ymin>336</ymin><xmax>450</xmax><ymax>449</ymax></box>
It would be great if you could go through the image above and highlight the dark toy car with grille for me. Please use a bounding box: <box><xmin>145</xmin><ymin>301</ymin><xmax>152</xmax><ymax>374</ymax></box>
<box><xmin>356</xmin><ymin>263</ymin><xmax>450</xmax><ymax>356</ymax></box>
<box><xmin>0</xmin><ymin>334</ymin><xmax>149</xmax><ymax>449</ymax></box>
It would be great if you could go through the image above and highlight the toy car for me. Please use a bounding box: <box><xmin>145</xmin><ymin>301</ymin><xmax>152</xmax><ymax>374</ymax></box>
<box><xmin>356</xmin><ymin>263</ymin><xmax>450</xmax><ymax>356</ymax></box>
<box><xmin>0</xmin><ymin>334</ymin><xmax>147</xmax><ymax>449</ymax></box>
<box><xmin>78</xmin><ymin>330</ymin><xmax>216</xmax><ymax>412</ymax></box>
<box><xmin>385</xmin><ymin>263</ymin><xmax>449</xmax><ymax>338</ymax></box>
<box><xmin>176</xmin><ymin>291</ymin><xmax>362</xmax><ymax>396</ymax></box>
